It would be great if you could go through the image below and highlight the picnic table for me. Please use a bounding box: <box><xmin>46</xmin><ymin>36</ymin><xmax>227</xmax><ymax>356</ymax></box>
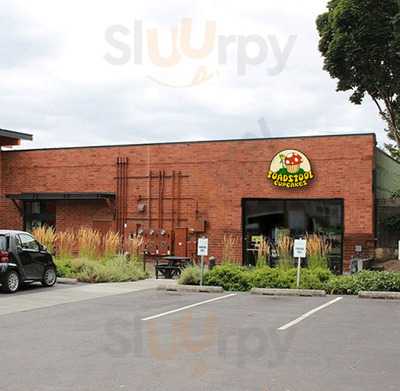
<box><xmin>155</xmin><ymin>256</ymin><xmax>193</xmax><ymax>279</ymax></box>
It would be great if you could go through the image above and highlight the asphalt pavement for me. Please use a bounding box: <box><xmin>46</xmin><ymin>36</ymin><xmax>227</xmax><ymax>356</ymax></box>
<box><xmin>0</xmin><ymin>285</ymin><xmax>399</xmax><ymax>391</ymax></box>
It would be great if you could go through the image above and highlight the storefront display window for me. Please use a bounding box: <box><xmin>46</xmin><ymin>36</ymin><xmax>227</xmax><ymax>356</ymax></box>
<box><xmin>243</xmin><ymin>199</ymin><xmax>343</xmax><ymax>273</ymax></box>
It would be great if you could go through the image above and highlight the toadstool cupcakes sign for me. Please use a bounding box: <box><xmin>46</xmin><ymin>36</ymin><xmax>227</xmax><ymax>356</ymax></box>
<box><xmin>267</xmin><ymin>150</ymin><xmax>315</xmax><ymax>189</ymax></box>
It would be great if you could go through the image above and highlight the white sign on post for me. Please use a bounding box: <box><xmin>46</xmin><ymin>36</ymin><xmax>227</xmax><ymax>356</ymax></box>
<box><xmin>293</xmin><ymin>239</ymin><xmax>307</xmax><ymax>289</ymax></box>
<box><xmin>293</xmin><ymin>239</ymin><xmax>307</xmax><ymax>259</ymax></box>
<box><xmin>197</xmin><ymin>237</ymin><xmax>209</xmax><ymax>257</ymax></box>
<box><xmin>197</xmin><ymin>237</ymin><xmax>208</xmax><ymax>287</ymax></box>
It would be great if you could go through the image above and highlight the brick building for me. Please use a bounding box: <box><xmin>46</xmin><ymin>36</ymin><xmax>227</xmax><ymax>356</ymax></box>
<box><xmin>1</xmin><ymin>129</ymin><xmax>398</xmax><ymax>273</ymax></box>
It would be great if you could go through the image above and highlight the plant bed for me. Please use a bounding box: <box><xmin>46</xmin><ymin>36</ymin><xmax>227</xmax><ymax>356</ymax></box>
<box><xmin>178</xmin><ymin>264</ymin><xmax>400</xmax><ymax>295</ymax></box>
<box><xmin>55</xmin><ymin>256</ymin><xmax>149</xmax><ymax>283</ymax></box>
<box><xmin>203</xmin><ymin>264</ymin><xmax>333</xmax><ymax>292</ymax></box>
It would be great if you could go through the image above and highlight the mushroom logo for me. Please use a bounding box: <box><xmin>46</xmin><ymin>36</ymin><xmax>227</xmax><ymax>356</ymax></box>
<box><xmin>267</xmin><ymin>150</ymin><xmax>315</xmax><ymax>189</ymax></box>
<box><xmin>282</xmin><ymin>152</ymin><xmax>303</xmax><ymax>174</ymax></box>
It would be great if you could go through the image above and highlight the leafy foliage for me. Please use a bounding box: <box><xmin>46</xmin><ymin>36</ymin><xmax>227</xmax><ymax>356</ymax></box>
<box><xmin>316</xmin><ymin>0</ymin><xmax>400</xmax><ymax>159</ymax></box>
<box><xmin>204</xmin><ymin>264</ymin><xmax>253</xmax><ymax>292</ymax></box>
<box><xmin>326</xmin><ymin>271</ymin><xmax>400</xmax><ymax>294</ymax></box>
<box><xmin>202</xmin><ymin>264</ymin><xmax>334</xmax><ymax>292</ymax></box>
<box><xmin>199</xmin><ymin>264</ymin><xmax>400</xmax><ymax>294</ymax></box>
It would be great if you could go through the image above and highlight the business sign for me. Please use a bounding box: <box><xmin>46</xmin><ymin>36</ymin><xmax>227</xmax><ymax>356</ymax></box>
<box><xmin>267</xmin><ymin>150</ymin><xmax>315</xmax><ymax>189</ymax></box>
<box><xmin>197</xmin><ymin>237</ymin><xmax>209</xmax><ymax>256</ymax></box>
<box><xmin>293</xmin><ymin>239</ymin><xmax>307</xmax><ymax>258</ymax></box>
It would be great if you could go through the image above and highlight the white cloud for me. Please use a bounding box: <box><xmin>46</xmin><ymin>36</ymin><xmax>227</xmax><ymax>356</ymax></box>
<box><xmin>0</xmin><ymin>0</ymin><xmax>387</xmax><ymax>149</ymax></box>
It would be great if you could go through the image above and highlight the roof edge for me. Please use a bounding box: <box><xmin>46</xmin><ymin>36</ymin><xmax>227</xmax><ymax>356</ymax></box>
<box><xmin>1</xmin><ymin>132</ymin><xmax>376</xmax><ymax>153</ymax></box>
<box><xmin>0</xmin><ymin>128</ymin><xmax>33</xmax><ymax>141</ymax></box>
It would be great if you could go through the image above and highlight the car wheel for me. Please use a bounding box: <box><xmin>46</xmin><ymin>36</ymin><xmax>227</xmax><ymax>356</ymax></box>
<box><xmin>1</xmin><ymin>270</ymin><xmax>20</xmax><ymax>293</ymax></box>
<box><xmin>42</xmin><ymin>267</ymin><xmax>57</xmax><ymax>287</ymax></box>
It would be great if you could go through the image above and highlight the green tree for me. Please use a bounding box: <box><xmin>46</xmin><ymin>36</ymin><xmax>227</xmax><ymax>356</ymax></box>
<box><xmin>317</xmin><ymin>0</ymin><xmax>400</xmax><ymax>159</ymax></box>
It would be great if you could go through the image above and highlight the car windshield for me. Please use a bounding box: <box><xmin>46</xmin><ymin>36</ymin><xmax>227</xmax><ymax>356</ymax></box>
<box><xmin>0</xmin><ymin>235</ymin><xmax>9</xmax><ymax>251</ymax></box>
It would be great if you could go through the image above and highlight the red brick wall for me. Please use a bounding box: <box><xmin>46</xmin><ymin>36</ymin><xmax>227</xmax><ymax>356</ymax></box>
<box><xmin>0</xmin><ymin>134</ymin><xmax>376</xmax><ymax>272</ymax></box>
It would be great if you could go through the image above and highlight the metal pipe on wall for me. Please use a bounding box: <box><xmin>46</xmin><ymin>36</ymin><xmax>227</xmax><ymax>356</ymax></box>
<box><xmin>148</xmin><ymin>170</ymin><xmax>152</xmax><ymax>230</ymax></box>
<box><xmin>177</xmin><ymin>171</ymin><xmax>182</xmax><ymax>228</ymax></box>
<box><xmin>171</xmin><ymin>170</ymin><xmax>176</xmax><ymax>230</ymax></box>
<box><xmin>116</xmin><ymin>157</ymin><xmax>128</xmax><ymax>247</ymax></box>
<box><xmin>158</xmin><ymin>171</ymin><xmax>162</xmax><ymax>229</ymax></box>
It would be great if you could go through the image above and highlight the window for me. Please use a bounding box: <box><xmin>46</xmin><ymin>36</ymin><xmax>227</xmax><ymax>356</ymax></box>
<box><xmin>0</xmin><ymin>235</ymin><xmax>9</xmax><ymax>251</ymax></box>
<box><xmin>18</xmin><ymin>234</ymin><xmax>40</xmax><ymax>251</ymax></box>
<box><xmin>243</xmin><ymin>199</ymin><xmax>343</xmax><ymax>273</ymax></box>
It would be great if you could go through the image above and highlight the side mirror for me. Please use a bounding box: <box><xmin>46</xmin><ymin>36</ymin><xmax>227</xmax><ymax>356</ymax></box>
<box><xmin>40</xmin><ymin>244</ymin><xmax>48</xmax><ymax>252</ymax></box>
<box><xmin>16</xmin><ymin>245</ymin><xmax>23</xmax><ymax>252</ymax></box>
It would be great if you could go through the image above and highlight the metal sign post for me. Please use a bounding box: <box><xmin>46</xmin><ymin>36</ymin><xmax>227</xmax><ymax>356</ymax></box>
<box><xmin>197</xmin><ymin>237</ymin><xmax>209</xmax><ymax>287</ymax></box>
<box><xmin>296</xmin><ymin>257</ymin><xmax>301</xmax><ymax>289</ymax></box>
<box><xmin>293</xmin><ymin>239</ymin><xmax>307</xmax><ymax>289</ymax></box>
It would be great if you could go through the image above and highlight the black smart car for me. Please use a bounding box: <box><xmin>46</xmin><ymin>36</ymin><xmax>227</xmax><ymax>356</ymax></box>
<box><xmin>0</xmin><ymin>230</ymin><xmax>57</xmax><ymax>293</ymax></box>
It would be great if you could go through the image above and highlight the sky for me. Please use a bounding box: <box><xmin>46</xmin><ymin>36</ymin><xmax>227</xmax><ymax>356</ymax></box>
<box><xmin>0</xmin><ymin>0</ymin><xmax>387</xmax><ymax>150</ymax></box>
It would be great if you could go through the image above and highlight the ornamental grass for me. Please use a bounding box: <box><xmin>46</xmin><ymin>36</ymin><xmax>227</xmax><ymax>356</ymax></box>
<box><xmin>77</xmin><ymin>227</ymin><xmax>101</xmax><ymax>259</ymax></box>
<box><xmin>103</xmin><ymin>231</ymin><xmax>121</xmax><ymax>259</ymax></box>
<box><xmin>306</xmin><ymin>233</ymin><xmax>332</xmax><ymax>269</ymax></box>
<box><xmin>127</xmin><ymin>234</ymin><xmax>144</xmax><ymax>262</ymax></box>
<box><xmin>256</xmin><ymin>237</ymin><xmax>270</xmax><ymax>268</ymax></box>
<box><xmin>32</xmin><ymin>225</ymin><xmax>57</xmax><ymax>254</ymax></box>
<box><xmin>57</xmin><ymin>230</ymin><xmax>75</xmax><ymax>259</ymax></box>
<box><xmin>277</xmin><ymin>234</ymin><xmax>294</xmax><ymax>270</ymax></box>
<box><xmin>222</xmin><ymin>234</ymin><xmax>239</xmax><ymax>263</ymax></box>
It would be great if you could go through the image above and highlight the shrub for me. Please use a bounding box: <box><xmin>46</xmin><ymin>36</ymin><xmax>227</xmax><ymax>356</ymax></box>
<box><xmin>250</xmin><ymin>267</ymin><xmax>333</xmax><ymax>290</ymax></box>
<box><xmin>202</xmin><ymin>264</ymin><xmax>334</xmax><ymax>292</ymax></box>
<box><xmin>325</xmin><ymin>271</ymin><xmax>400</xmax><ymax>295</ymax></box>
<box><xmin>326</xmin><ymin>275</ymin><xmax>358</xmax><ymax>295</ymax></box>
<box><xmin>57</xmin><ymin>230</ymin><xmax>75</xmax><ymax>259</ymax></box>
<box><xmin>32</xmin><ymin>225</ymin><xmax>57</xmax><ymax>254</ymax></box>
<box><xmin>77</xmin><ymin>228</ymin><xmax>101</xmax><ymax>259</ymax></box>
<box><xmin>250</xmin><ymin>267</ymin><xmax>293</xmax><ymax>289</ymax></box>
<box><xmin>178</xmin><ymin>266</ymin><xmax>202</xmax><ymax>285</ymax></box>
<box><xmin>204</xmin><ymin>264</ymin><xmax>252</xmax><ymax>291</ymax></box>
<box><xmin>55</xmin><ymin>258</ymin><xmax>75</xmax><ymax>278</ymax></box>
<box><xmin>297</xmin><ymin>268</ymin><xmax>329</xmax><ymax>290</ymax></box>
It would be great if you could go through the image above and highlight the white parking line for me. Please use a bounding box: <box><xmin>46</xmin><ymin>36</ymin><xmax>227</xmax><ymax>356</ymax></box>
<box><xmin>278</xmin><ymin>297</ymin><xmax>343</xmax><ymax>331</ymax></box>
<box><xmin>142</xmin><ymin>293</ymin><xmax>237</xmax><ymax>321</ymax></box>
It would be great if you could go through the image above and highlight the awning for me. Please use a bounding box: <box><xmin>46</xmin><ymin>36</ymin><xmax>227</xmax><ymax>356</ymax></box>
<box><xmin>0</xmin><ymin>128</ymin><xmax>33</xmax><ymax>146</ymax></box>
<box><xmin>6</xmin><ymin>192</ymin><xmax>115</xmax><ymax>201</ymax></box>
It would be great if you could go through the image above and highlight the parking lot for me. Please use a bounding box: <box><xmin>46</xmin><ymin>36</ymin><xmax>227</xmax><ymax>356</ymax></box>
<box><xmin>0</xmin><ymin>286</ymin><xmax>399</xmax><ymax>391</ymax></box>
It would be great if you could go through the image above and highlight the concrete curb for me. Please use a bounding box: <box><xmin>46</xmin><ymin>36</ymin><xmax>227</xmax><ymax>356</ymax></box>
<box><xmin>358</xmin><ymin>291</ymin><xmax>400</xmax><ymax>300</ymax></box>
<box><xmin>158</xmin><ymin>284</ymin><xmax>224</xmax><ymax>293</ymax></box>
<box><xmin>57</xmin><ymin>278</ymin><xmax>79</xmax><ymax>285</ymax></box>
<box><xmin>251</xmin><ymin>288</ymin><xmax>326</xmax><ymax>297</ymax></box>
